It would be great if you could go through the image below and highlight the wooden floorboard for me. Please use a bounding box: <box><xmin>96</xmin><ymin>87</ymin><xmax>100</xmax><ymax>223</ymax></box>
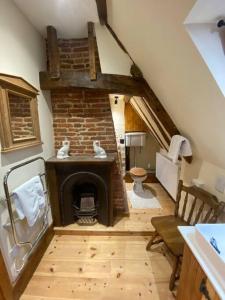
<box><xmin>21</xmin><ymin>183</ymin><xmax>175</xmax><ymax>299</ymax></box>
<box><xmin>21</xmin><ymin>235</ymin><xmax>174</xmax><ymax>300</ymax></box>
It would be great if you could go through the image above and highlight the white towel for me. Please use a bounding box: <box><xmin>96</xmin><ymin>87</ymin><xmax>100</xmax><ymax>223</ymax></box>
<box><xmin>167</xmin><ymin>135</ymin><xmax>192</xmax><ymax>163</ymax></box>
<box><xmin>12</xmin><ymin>176</ymin><xmax>45</xmax><ymax>227</ymax></box>
<box><xmin>180</xmin><ymin>138</ymin><xmax>192</xmax><ymax>157</ymax></box>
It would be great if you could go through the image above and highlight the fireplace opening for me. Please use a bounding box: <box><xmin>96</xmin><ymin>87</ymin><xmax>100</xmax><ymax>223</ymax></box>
<box><xmin>60</xmin><ymin>171</ymin><xmax>109</xmax><ymax>226</ymax></box>
<box><xmin>72</xmin><ymin>182</ymin><xmax>98</xmax><ymax>225</ymax></box>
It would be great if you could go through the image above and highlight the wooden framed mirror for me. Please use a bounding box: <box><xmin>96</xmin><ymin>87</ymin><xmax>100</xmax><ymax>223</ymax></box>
<box><xmin>0</xmin><ymin>74</ymin><xmax>41</xmax><ymax>152</ymax></box>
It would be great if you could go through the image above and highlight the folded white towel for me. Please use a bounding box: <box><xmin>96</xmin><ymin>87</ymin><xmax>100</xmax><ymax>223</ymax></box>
<box><xmin>180</xmin><ymin>138</ymin><xmax>192</xmax><ymax>157</ymax></box>
<box><xmin>12</xmin><ymin>176</ymin><xmax>45</xmax><ymax>227</ymax></box>
<box><xmin>167</xmin><ymin>135</ymin><xmax>192</xmax><ymax>163</ymax></box>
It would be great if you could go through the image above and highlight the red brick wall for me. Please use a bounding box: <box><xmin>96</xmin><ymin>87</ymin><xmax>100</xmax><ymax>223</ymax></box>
<box><xmin>57</xmin><ymin>38</ymin><xmax>101</xmax><ymax>72</ymax></box>
<box><xmin>51</xmin><ymin>89</ymin><xmax>125</xmax><ymax>211</ymax></box>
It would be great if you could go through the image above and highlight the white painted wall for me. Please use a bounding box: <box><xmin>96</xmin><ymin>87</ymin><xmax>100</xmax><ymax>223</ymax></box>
<box><xmin>109</xmin><ymin>95</ymin><xmax>125</xmax><ymax>140</ymax></box>
<box><xmin>0</xmin><ymin>0</ymin><xmax>54</xmax><ymax>282</ymax></box>
<box><xmin>13</xmin><ymin>0</ymin><xmax>99</xmax><ymax>38</ymax></box>
<box><xmin>129</xmin><ymin>133</ymin><xmax>160</xmax><ymax>171</ymax></box>
<box><xmin>185</xmin><ymin>23</ymin><xmax>225</xmax><ymax>97</ymax></box>
<box><xmin>198</xmin><ymin>162</ymin><xmax>225</xmax><ymax>202</ymax></box>
<box><xmin>108</xmin><ymin>0</ymin><xmax>225</xmax><ymax>203</ymax></box>
<box><xmin>184</xmin><ymin>0</ymin><xmax>225</xmax><ymax>96</ymax></box>
<box><xmin>95</xmin><ymin>23</ymin><xmax>133</xmax><ymax>76</ymax></box>
<box><xmin>185</xmin><ymin>0</ymin><xmax>225</xmax><ymax>24</ymax></box>
<box><xmin>109</xmin><ymin>94</ymin><xmax>126</xmax><ymax>174</ymax></box>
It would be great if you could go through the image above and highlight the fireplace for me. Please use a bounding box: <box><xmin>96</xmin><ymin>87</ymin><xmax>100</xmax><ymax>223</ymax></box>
<box><xmin>61</xmin><ymin>171</ymin><xmax>108</xmax><ymax>225</ymax></box>
<box><xmin>46</xmin><ymin>155</ymin><xmax>115</xmax><ymax>227</ymax></box>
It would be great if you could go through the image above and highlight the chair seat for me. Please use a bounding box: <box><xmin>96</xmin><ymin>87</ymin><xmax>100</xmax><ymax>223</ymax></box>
<box><xmin>151</xmin><ymin>215</ymin><xmax>188</xmax><ymax>256</ymax></box>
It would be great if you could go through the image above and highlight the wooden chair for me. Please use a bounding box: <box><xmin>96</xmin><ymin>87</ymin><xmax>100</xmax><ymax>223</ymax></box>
<box><xmin>146</xmin><ymin>180</ymin><xmax>225</xmax><ymax>291</ymax></box>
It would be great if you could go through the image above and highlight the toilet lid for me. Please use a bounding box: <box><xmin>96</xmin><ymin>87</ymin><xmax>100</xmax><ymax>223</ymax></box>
<box><xmin>130</xmin><ymin>167</ymin><xmax>147</xmax><ymax>177</ymax></box>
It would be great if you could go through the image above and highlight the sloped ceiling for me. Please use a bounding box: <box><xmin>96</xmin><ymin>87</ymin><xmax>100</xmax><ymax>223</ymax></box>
<box><xmin>13</xmin><ymin>0</ymin><xmax>99</xmax><ymax>38</ymax></box>
<box><xmin>108</xmin><ymin>0</ymin><xmax>225</xmax><ymax>169</ymax></box>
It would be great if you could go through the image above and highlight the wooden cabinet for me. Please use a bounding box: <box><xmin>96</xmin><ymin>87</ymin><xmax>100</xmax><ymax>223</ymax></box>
<box><xmin>177</xmin><ymin>244</ymin><xmax>221</xmax><ymax>300</ymax></box>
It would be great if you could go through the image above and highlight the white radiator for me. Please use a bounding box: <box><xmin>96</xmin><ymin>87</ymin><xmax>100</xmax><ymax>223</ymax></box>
<box><xmin>156</xmin><ymin>152</ymin><xmax>181</xmax><ymax>200</ymax></box>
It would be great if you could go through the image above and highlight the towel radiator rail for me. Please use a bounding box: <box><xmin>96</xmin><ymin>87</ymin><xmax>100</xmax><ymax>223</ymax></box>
<box><xmin>3</xmin><ymin>156</ymin><xmax>50</xmax><ymax>273</ymax></box>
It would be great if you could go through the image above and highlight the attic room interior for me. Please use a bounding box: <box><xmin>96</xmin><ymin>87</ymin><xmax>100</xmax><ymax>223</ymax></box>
<box><xmin>1</xmin><ymin>0</ymin><xmax>225</xmax><ymax>299</ymax></box>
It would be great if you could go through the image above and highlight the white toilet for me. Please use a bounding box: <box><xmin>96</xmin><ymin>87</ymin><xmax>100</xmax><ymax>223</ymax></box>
<box><xmin>130</xmin><ymin>167</ymin><xmax>147</xmax><ymax>194</ymax></box>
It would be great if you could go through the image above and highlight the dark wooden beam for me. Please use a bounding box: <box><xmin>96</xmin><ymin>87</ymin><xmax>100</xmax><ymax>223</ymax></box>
<box><xmin>40</xmin><ymin>71</ymin><xmax>146</xmax><ymax>96</ymax></box>
<box><xmin>47</xmin><ymin>26</ymin><xmax>60</xmax><ymax>79</ymax></box>
<box><xmin>142</xmin><ymin>98</ymin><xmax>171</xmax><ymax>145</ymax></box>
<box><xmin>88</xmin><ymin>22</ymin><xmax>97</xmax><ymax>81</ymax></box>
<box><xmin>131</xmin><ymin>102</ymin><xmax>168</xmax><ymax>150</ymax></box>
<box><xmin>96</xmin><ymin>0</ymin><xmax>107</xmax><ymax>25</ymax></box>
<box><xmin>40</xmin><ymin>71</ymin><xmax>179</xmax><ymax>137</ymax></box>
<box><xmin>106</xmin><ymin>23</ymin><xmax>131</xmax><ymax>57</ymax></box>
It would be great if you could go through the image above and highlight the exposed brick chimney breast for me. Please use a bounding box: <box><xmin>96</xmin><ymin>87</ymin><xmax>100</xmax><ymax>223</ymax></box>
<box><xmin>49</xmin><ymin>38</ymin><xmax>125</xmax><ymax>212</ymax></box>
<box><xmin>51</xmin><ymin>89</ymin><xmax>125</xmax><ymax>211</ymax></box>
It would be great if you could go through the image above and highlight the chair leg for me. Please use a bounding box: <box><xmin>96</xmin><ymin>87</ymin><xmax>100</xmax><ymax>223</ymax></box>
<box><xmin>169</xmin><ymin>256</ymin><xmax>179</xmax><ymax>291</ymax></box>
<box><xmin>146</xmin><ymin>231</ymin><xmax>160</xmax><ymax>251</ymax></box>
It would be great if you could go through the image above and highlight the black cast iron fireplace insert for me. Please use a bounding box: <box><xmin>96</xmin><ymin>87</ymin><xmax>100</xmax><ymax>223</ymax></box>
<box><xmin>61</xmin><ymin>171</ymin><xmax>108</xmax><ymax>226</ymax></box>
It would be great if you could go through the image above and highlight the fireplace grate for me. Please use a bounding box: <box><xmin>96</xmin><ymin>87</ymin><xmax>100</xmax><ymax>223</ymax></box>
<box><xmin>73</xmin><ymin>192</ymin><xmax>97</xmax><ymax>225</ymax></box>
<box><xmin>80</xmin><ymin>194</ymin><xmax>95</xmax><ymax>212</ymax></box>
<box><xmin>77</xmin><ymin>216</ymin><xmax>97</xmax><ymax>226</ymax></box>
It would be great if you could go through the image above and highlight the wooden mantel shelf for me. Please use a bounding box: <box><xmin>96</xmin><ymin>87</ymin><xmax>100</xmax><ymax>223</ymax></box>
<box><xmin>46</xmin><ymin>154</ymin><xmax>116</xmax><ymax>165</ymax></box>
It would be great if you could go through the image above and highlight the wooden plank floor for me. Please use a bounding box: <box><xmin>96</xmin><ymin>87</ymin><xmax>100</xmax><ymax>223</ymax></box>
<box><xmin>55</xmin><ymin>183</ymin><xmax>175</xmax><ymax>235</ymax></box>
<box><xmin>21</xmin><ymin>235</ymin><xmax>174</xmax><ymax>300</ymax></box>
<box><xmin>21</xmin><ymin>183</ymin><xmax>175</xmax><ymax>299</ymax></box>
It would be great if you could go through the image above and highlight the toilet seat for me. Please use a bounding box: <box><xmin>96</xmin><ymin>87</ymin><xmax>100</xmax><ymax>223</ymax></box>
<box><xmin>130</xmin><ymin>167</ymin><xmax>147</xmax><ymax>194</ymax></box>
<box><xmin>130</xmin><ymin>167</ymin><xmax>147</xmax><ymax>177</ymax></box>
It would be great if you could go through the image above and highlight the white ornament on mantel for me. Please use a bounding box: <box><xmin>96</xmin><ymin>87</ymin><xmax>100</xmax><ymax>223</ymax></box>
<box><xmin>93</xmin><ymin>140</ymin><xmax>107</xmax><ymax>158</ymax></box>
<box><xmin>57</xmin><ymin>137</ymin><xmax>70</xmax><ymax>159</ymax></box>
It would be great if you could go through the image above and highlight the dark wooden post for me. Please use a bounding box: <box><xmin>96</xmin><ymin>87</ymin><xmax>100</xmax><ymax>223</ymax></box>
<box><xmin>95</xmin><ymin>0</ymin><xmax>107</xmax><ymax>25</ymax></box>
<box><xmin>88</xmin><ymin>22</ymin><xmax>97</xmax><ymax>81</ymax></box>
<box><xmin>47</xmin><ymin>26</ymin><xmax>60</xmax><ymax>79</ymax></box>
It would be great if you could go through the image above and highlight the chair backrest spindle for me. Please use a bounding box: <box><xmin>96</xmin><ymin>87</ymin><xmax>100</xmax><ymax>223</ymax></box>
<box><xmin>175</xmin><ymin>180</ymin><xmax>224</xmax><ymax>225</ymax></box>
<box><xmin>181</xmin><ymin>192</ymin><xmax>188</xmax><ymax>220</ymax></box>
<box><xmin>175</xmin><ymin>180</ymin><xmax>183</xmax><ymax>217</ymax></box>
<box><xmin>187</xmin><ymin>196</ymin><xmax>197</xmax><ymax>224</ymax></box>
<box><xmin>193</xmin><ymin>201</ymin><xmax>205</xmax><ymax>225</ymax></box>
